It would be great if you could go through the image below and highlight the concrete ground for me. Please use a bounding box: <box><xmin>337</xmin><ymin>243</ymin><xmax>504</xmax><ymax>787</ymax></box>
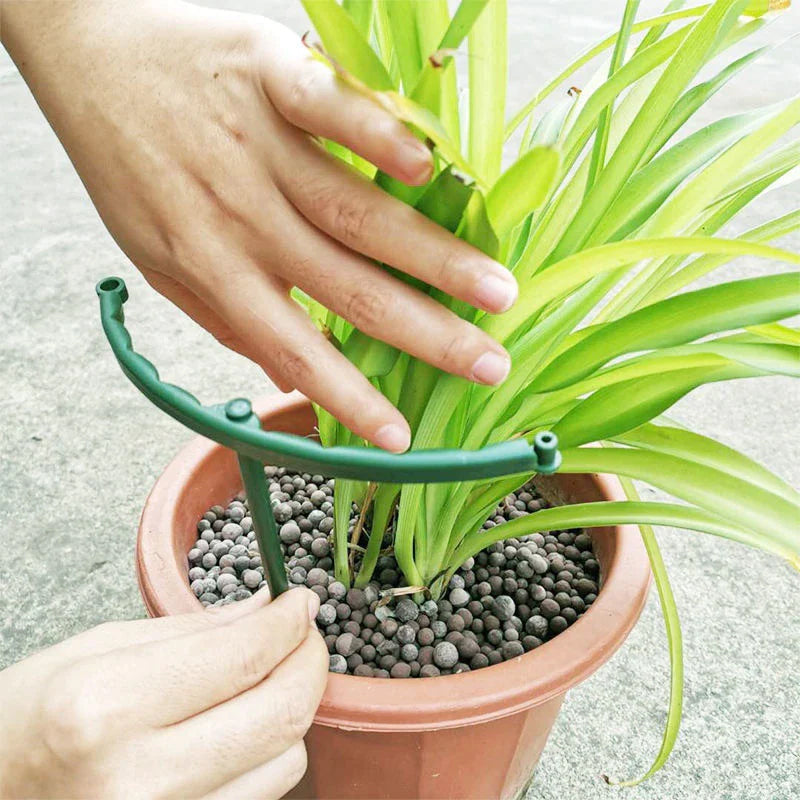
<box><xmin>1</xmin><ymin>1</ymin><xmax>798</xmax><ymax>798</ymax></box>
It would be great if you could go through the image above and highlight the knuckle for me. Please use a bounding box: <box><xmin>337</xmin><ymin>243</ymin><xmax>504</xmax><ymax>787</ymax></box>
<box><xmin>276</xmin><ymin>684</ymin><xmax>317</xmax><ymax>740</ymax></box>
<box><xmin>344</xmin><ymin>288</ymin><xmax>388</xmax><ymax>330</ymax></box>
<box><xmin>333</xmin><ymin>200</ymin><xmax>372</xmax><ymax>245</ymax></box>
<box><xmin>41</xmin><ymin>672</ymin><xmax>106</xmax><ymax>759</ymax></box>
<box><xmin>282</xmin><ymin>742</ymin><xmax>309</xmax><ymax>791</ymax></box>
<box><xmin>231</xmin><ymin>639</ymin><xmax>268</xmax><ymax>688</ymax></box>
<box><xmin>436</xmin><ymin>247</ymin><xmax>465</xmax><ymax>290</ymax></box>
<box><xmin>274</xmin><ymin>345</ymin><xmax>316</xmax><ymax>388</ymax></box>
<box><xmin>309</xmin><ymin>630</ymin><xmax>330</xmax><ymax>673</ymax></box>
<box><xmin>308</xmin><ymin>184</ymin><xmax>374</xmax><ymax>246</ymax></box>
<box><xmin>285</xmin><ymin>68</ymin><xmax>320</xmax><ymax>117</ymax></box>
<box><xmin>439</xmin><ymin>332</ymin><xmax>472</xmax><ymax>368</ymax></box>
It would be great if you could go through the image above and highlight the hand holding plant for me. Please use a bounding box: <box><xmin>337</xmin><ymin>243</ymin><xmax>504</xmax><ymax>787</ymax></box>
<box><xmin>1</xmin><ymin>0</ymin><xmax>517</xmax><ymax>454</ymax></box>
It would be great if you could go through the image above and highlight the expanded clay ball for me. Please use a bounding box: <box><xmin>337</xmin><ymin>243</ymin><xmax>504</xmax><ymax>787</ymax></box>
<box><xmin>397</xmin><ymin>624</ymin><xmax>416</xmax><ymax>645</ymax></box>
<box><xmin>306</xmin><ymin>567</ymin><xmax>329</xmax><ymax>587</ymax></box>
<box><xmin>493</xmin><ymin>595</ymin><xmax>516</xmax><ymax>621</ymax></box>
<box><xmin>395</xmin><ymin>599</ymin><xmax>419</xmax><ymax>623</ymax></box>
<box><xmin>279</xmin><ymin>521</ymin><xmax>301</xmax><ymax>544</ymax></box>
<box><xmin>449</xmin><ymin>588</ymin><xmax>470</xmax><ymax>608</ymax></box>
<box><xmin>328</xmin><ymin>581</ymin><xmax>347</xmax><ymax>601</ymax></box>
<box><xmin>433</xmin><ymin>642</ymin><xmax>459</xmax><ymax>669</ymax></box>
<box><xmin>317</xmin><ymin>604</ymin><xmax>337</xmax><ymax>626</ymax></box>
<box><xmin>242</xmin><ymin>569</ymin><xmax>261</xmax><ymax>589</ymax></box>
<box><xmin>329</xmin><ymin>654</ymin><xmax>347</xmax><ymax>674</ymax></box>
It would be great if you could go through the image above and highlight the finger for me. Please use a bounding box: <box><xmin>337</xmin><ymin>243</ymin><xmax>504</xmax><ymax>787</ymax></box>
<box><xmin>253</xmin><ymin>216</ymin><xmax>511</xmax><ymax>389</ymax></box>
<box><xmin>140</xmin><ymin>269</ymin><xmax>295</xmax><ymax>392</ymax></box>
<box><xmin>202</xmin><ymin>741</ymin><xmax>308</xmax><ymax>800</ymax></box>
<box><xmin>159</xmin><ymin>632</ymin><xmax>328</xmax><ymax>797</ymax></box>
<box><xmin>65</xmin><ymin>588</ymin><xmax>273</xmax><ymax>661</ymax></box>
<box><xmin>77</xmin><ymin>587</ymin><xmax>320</xmax><ymax>727</ymax></box>
<box><xmin>276</xmin><ymin>136</ymin><xmax>518</xmax><ymax>314</ymax></box>
<box><xmin>201</xmin><ymin>269</ymin><xmax>412</xmax><ymax>451</ymax></box>
<box><xmin>260</xmin><ymin>27</ymin><xmax>433</xmax><ymax>185</ymax></box>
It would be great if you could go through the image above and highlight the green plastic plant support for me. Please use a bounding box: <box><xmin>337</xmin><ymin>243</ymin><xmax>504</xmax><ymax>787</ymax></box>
<box><xmin>96</xmin><ymin>277</ymin><xmax>560</xmax><ymax>597</ymax></box>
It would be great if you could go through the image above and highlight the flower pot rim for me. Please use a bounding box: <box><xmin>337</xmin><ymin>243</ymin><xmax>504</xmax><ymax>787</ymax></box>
<box><xmin>137</xmin><ymin>392</ymin><xmax>651</xmax><ymax>733</ymax></box>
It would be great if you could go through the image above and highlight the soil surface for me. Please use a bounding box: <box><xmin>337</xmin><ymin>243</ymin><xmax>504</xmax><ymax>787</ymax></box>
<box><xmin>187</xmin><ymin>467</ymin><xmax>599</xmax><ymax>677</ymax></box>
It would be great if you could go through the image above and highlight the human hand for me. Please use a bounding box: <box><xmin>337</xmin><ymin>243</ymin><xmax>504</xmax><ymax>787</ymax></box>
<box><xmin>1</xmin><ymin>0</ymin><xmax>517</xmax><ymax>452</ymax></box>
<box><xmin>0</xmin><ymin>588</ymin><xmax>327</xmax><ymax>799</ymax></box>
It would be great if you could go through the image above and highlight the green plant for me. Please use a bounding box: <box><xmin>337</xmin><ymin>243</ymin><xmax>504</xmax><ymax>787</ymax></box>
<box><xmin>295</xmin><ymin>0</ymin><xmax>799</xmax><ymax>783</ymax></box>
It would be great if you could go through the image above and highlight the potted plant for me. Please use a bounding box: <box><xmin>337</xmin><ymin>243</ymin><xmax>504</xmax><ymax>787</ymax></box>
<box><xmin>120</xmin><ymin>0</ymin><xmax>799</xmax><ymax>796</ymax></box>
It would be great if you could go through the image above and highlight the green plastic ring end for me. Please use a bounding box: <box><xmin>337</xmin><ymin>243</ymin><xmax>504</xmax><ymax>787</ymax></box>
<box><xmin>95</xmin><ymin>276</ymin><xmax>128</xmax><ymax>303</ymax></box>
<box><xmin>225</xmin><ymin>397</ymin><xmax>254</xmax><ymax>422</ymax></box>
<box><xmin>533</xmin><ymin>431</ymin><xmax>560</xmax><ymax>473</ymax></box>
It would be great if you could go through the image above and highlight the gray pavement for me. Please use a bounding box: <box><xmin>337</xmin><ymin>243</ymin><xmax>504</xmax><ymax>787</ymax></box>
<box><xmin>1</xmin><ymin>2</ymin><xmax>798</xmax><ymax>799</ymax></box>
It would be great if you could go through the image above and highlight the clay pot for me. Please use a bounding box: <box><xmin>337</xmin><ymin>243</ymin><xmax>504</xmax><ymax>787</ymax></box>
<box><xmin>137</xmin><ymin>393</ymin><xmax>651</xmax><ymax>800</ymax></box>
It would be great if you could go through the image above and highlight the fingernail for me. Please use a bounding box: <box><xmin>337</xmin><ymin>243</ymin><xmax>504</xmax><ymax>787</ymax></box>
<box><xmin>307</xmin><ymin>591</ymin><xmax>320</xmax><ymax>623</ymax></box>
<box><xmin>471</xmin><ymin>351</ymin><xmax>511</xmax><ymax>385</ymax></box>
<box><xmin>474</xmin><ymin>270</ymin><xmax>518</xmax><ymax>313</ymax></box>
<box><xmin>400</xmin><ymin>139</ymin><xmax>433</xmax><ymax>184</ymax></box>
<box><xmin>374</xmin><ymin>423</ymin><xmax>411</xmax><ymax>453</ymax></box>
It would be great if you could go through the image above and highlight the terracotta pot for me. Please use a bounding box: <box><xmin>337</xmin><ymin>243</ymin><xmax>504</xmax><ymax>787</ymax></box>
<box><xmin>137</xmin><ymin>393</ymin><xmax>651</xmax><ymax>800</ymax></box>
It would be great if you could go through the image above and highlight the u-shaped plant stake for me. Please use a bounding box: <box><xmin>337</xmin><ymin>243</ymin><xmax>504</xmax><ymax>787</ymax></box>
<box><xmin>97</xmin><ymin>276</ymin><xmax>561</xmax><ymax>598</ymax></box>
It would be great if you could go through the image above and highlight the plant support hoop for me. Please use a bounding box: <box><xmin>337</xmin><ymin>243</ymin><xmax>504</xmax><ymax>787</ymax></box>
<box><xmin>97</xmin><ymin>277</ymin><xmax>561</xmax><ymax>597</ymax></box>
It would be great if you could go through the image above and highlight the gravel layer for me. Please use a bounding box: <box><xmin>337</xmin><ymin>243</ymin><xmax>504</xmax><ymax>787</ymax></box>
<box><xmin>187</xmin><ymin>467</ymin><xmax>599</xmax><ymax>677</ymax></box>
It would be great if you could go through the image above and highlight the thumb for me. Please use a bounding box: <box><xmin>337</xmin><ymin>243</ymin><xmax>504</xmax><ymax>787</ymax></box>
<box><xmin>76</xmin><ymin>587</ymin><xmax>321</xmax><ymax>728</ymax></box>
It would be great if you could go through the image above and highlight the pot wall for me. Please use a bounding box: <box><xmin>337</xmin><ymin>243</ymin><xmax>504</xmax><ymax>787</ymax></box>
<box><xmin>137</xmin><ymin>393</ymin><xmax>651</xmax><ymax>799</ymax></box>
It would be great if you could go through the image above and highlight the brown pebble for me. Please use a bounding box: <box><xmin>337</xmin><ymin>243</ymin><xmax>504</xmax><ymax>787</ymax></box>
<box><xmin>346</xmin><ymin>588</ymin><xmax>367</xmax><ymax>610</ymax></box>
<box><xmin>457</xmin><ymin>637</ymin><xmax>480</xmax><ymax>660</ymax></box>
<box><xmin>360</xmin><ymin>644</ymin><xmax>376</xmax><ymax>663</ymax></box>
<box><xmin>391</xmin><ymin>662</ymin><xmax>412</xmax><ymax>678</ymax></box>
<box><xmin>470</xmin><ymin>653</ymin><xmax>490</xmax><ymax>669</ymax></box>
<box><xmin>379</xmin><ymin>654</ymin><xmax>397</xmax><ymax>670</ymax></box>
<box><xmin>343</xmin><ymin>620</ymin><xmax>361</xmax><ymax>636</ymax></box>
<box><xmin>417</xmin><ymin>627</ymin><xmax>435</xmax><ymax>647</ymax></box>
<box><xmin>347</xmin><ymin>653</ymin><xmax>363</xmax><ymax>670</ymax></box>
<box><xmin>335</xmin><ymin>633</ymin><xmax>360</xmax><ymax>657</ymax></box>
<box><xmin>447</xmin><ymin>615</ymin><xmax>465</xmax><ymax>632</ymax></box>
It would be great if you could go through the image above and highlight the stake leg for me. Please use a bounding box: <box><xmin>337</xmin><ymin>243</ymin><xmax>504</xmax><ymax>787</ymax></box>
<box><xmin>237</xmin><ymin>454</ymin><xmax>289</xmax><ymax>597</ymax></box>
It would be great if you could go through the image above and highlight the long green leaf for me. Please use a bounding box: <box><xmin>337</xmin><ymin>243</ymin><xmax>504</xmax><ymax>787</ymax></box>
<box><xmin>486</xmin><ymin>146</ymin><xmax>560</xmax><ymax>237</ymax></box>
<box><xmin>644</xmin><ymin>210</ymin><xmax>800</xmax><ymax>304</ymax></box>
<box><xmin>468</xmin><ymin>0</ymin><xmax>507</xmax><ymax>183</ymax></box>
<box><xmin>449</xmin><ymin>498</ymin><xmax>788</xmax><ymax>568</ymax></box>
<box><xmin>553</xmin><ymin>363</ymin><xmax>753</xmax><ymax>448</ymax></box>
<box><xmin>301</xmin><ymin>0</ymin><xmax>393</xmax><ymax>90</ymax></box>
<box><xmin>343</xmin><ymin>0</ymin><xmax>375</xmax><ymax>38</ymax></box>
<box><xmin>490</xmin><ymin>239</ymin><xmax>800</xmax><ymax>342</ymax></box>
<box><xmin>503</xmin><ymin>0</ymin><xmax>778</xmax><ymax>139</ymax></box>
<box><xmin>549</xmin><ymin>0</ymin><xmax>750</xmax><ymax>263</ymax></box>
<box><xmin>585</xmin><ymin>0</ymin><xmax>641</xmax><ymax>194</ymax></box>
<box><xmin>593</xmin><ymin>107</ymin><xmax>774</xmax><ymax>244</ymax></box>
<box><xmin>557</xmin><ymin>447</ymin><xmax>800</xmax><ymax>555</ymax></box>
<box><xmin>532</xmin><ymin>272</ymin><xmax>800</xmax><ymax>392</ymax></box>
<box><xmin>614</xmin><ymin>423</ymin><xmax>800</xmax><ymax>505</ymax></box>
<box><xmin>607</xmin><ymin>478</ymin><xmax>684</xmax><ymax>788</ymax></box>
